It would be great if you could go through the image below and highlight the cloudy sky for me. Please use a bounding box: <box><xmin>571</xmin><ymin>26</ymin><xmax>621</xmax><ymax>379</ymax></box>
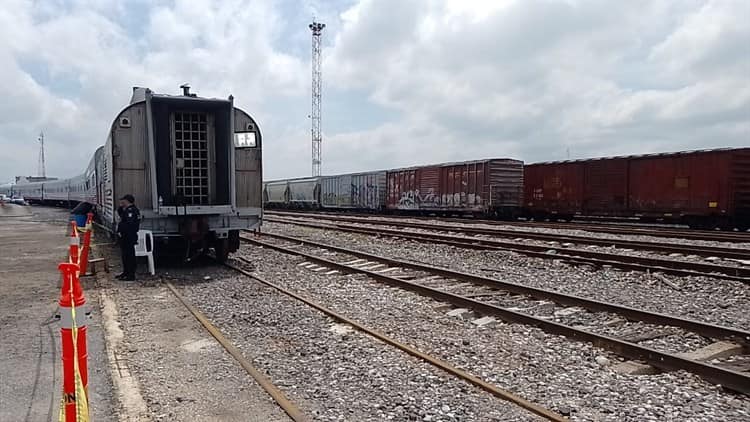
<box><xmin>0</xmin><ymin>0</ymin><xmax>747</xmax><ymax>183</ymax></box>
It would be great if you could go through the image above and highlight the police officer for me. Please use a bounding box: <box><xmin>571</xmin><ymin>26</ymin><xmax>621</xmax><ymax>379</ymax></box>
<box><xmin>116</xmin><ymin>194</ymin><xmax>140</xmax><ymax>280</ymax></box>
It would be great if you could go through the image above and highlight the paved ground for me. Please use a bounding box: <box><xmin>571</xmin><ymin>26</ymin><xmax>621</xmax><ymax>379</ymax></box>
<box><xmin>98</xmin><ymin>239</ymin><xmax>291</xmax><ymax>422</ymax></box>
<box><xmin>0</xmin><ymin>206</ymin><xmax>116</xmax><ymax>422</ymax></box>
<box><xmin>1</xmin><ymin>205</ymin><xmax>295</xmax><ymax>421</ymax></box>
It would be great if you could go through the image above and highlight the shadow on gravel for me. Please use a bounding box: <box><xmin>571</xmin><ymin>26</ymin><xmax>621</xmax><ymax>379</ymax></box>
<box><xmin>155</xmin><ymin>255</ymin><xmax>242</xmax><ymax>287</ymax></box>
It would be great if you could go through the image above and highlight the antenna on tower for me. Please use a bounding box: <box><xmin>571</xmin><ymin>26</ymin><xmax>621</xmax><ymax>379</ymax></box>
<box><xmin>309</xmin><ymin>20</ymin><xmax>325</xmax><ymax>177</ymax></box>
<box><xmin>38</xmin><ymin>131</ymin><xmax>46</xmax><ymax>178</ymax></box>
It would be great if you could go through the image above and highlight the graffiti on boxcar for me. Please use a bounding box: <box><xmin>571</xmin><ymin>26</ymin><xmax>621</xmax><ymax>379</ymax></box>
<box><xmin>397</xmin><ymin>188</ymin><xmax>441</xmax><ymax>209</ymax></box>
<box><xmin>322</xmin><ymin>192</ymin><xmax>337</xmax><ymax>204</ymax></box>
<box><xmin>397</xmin><ymin>189</ymin><xmax>484</xmax><ymax>209</ymax></box>
<box><xmin>322</xmin><ymin>181</ymin><xmax>381</xmax><ymax>208</ymax></box>
<box><xmin>442</xmin><ymin>192</ymin><xmax>482</xmax><ymax>206</ymax></box>
<box><xmin>351</xmin><ymin>183</ymin><xmax>376</xmax><ymax>200</ymax></box>
<box><xmin>351</xmin><ymin>183</ymin><xmax>380</xmax><ymax>208</ymax></box>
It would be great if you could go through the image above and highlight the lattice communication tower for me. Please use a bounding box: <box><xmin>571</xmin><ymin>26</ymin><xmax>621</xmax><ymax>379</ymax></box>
<box><xmin>309</xmin><ymin>21</ymin><xmax>325</xmax><ymax>176</ymax></box>
<box><xmin>38</xmin><ymin>131</ymin><xmax>46</xmax><ymax>178</ymax></box>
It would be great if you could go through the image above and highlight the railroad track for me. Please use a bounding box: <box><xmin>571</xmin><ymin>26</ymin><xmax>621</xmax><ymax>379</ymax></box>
<box><xmin>226</xmin><ymin>261</ymin><xmax>565</xmax><ymax>421</ymax></box>
<box><xmin>267</xmin><ymin>211</ymin><xmax>750</xmax><ymax>261</ymax></box>
<box><xmin>164</xmin><ymin>280</ymin><xmax>309</xmax><ymax>422</ymax></box>
<box><xmin>264</xmin><ymin>216</ymin><xmax>750</xmax><ymax>283</ymax></box>
<box><xmin>266</xmin><ymin>210</ymin><xmax>750</xmax><ymax>243</ymax></box>
<box><xmin>508</xmin><ymin>220</ymin><xmax>750</xmax><ymax>243</ymax></box>
<box><xmin>166</xmin><ymin>256</ymin><xmax>566</xmax><ymax>420</ymax></box>
<box><xmin>240</xmin><ymin>231</ymin><xmax>750</xmax><ymax>395</ymax></box>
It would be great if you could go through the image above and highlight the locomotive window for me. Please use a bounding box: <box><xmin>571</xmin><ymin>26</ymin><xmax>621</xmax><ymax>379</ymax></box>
<box><xmin>674</xmin><ymin>177</ymin><xmax>689</xmax><ymax>189</ymax></box>
<box><xmin>234</xmin><ymin>132</ymin><xmax>256</xmax><ymax>148</ymax></box>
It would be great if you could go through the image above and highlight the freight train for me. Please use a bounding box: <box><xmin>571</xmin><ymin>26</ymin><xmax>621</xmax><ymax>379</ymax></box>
<box><xmin>5</xmin><ymin>86</ymin><xmax>263</xmax><ymax>261</ymax></box>
<box><xmin>264</xmin><ymin>148</ymin><xmax>750</xmax><ymax>231</ymax></box>
<box><xmin>264</xmin><ymin>159</ymin><xmax>525</xmax><ymax>219</ymax></box>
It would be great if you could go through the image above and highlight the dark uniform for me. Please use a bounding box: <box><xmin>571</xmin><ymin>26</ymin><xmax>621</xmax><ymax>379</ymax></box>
<box><xmin>117</xmin><ymin>199</ymin><xmax>140</xmax><ymax>279</ymax></box>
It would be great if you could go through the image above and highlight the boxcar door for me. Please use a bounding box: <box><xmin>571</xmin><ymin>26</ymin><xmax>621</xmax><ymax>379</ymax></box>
<box><xmin>583</xmin><ymin>159</ymin><xmax>628</xmax><ymax>215</ymax></box>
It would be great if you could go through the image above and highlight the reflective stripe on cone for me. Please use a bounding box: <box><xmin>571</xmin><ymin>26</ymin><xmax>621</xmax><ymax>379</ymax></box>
<box><xmin>58</xmin><ymin>262</ymin><xmax>89</xmax><ymax>422</ymax></box>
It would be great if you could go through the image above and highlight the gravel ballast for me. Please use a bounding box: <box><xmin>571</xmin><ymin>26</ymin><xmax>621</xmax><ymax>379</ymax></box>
<box><xmin>280</xmin><ymin>217</ymin><xmax>750</xmax><ymax>271</ymax></box>
<box><xmin>237</xmin><ymin>225</ymin><xmax>750</xmax><ymax>421</ymax></box>
<box><xmin>263</xmin><ymin>222</ymin><xmax>750</xmax><ymax>330</ymax></box>
<box><xmin>269</xmin><ymin>214</ymin><xmax>750</xmax><ymax>250</ymax></box>
<box><xmin>172</xmin><ymin>266</ymin><xmax>543</xmax><ymax>421</ymax></box>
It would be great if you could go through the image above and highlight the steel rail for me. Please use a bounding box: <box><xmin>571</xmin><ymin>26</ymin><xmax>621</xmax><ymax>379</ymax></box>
<box><xmin>240</xmin><ymin>235</ymin><xmax>750</xmax><ymax>395</ymax></box>
<box><xmin>265</xmin><ymin>217</ymin><xmax>750</xmax><ymax>283</ymax></box>
<box><xmin>225</xmin><ymin>261</ymin><xmax>566</xmax><ymax>421</ymax></box>
<box><xmin>266</xmin><ymin>210</ymin><xmax>750</xmax><ymax>243</ymax></box>
<box><xmin>246</xmin><ymin>231</ymin><xmax>750</xmax><ymax>347</ymax></box>
<box><xmin>267</xmin><ymin>212</ymin><xmax>750</xmax><ymax>260</ymax></box>
<box><xmin>164</xmin><ymin>281</ymin><xmax>310</xmax><ymax>422</ymax></box>
<box><xmin>508</xmin><ymin>221</ymin><xmax>750</xmax><ymax>243</ymax></box>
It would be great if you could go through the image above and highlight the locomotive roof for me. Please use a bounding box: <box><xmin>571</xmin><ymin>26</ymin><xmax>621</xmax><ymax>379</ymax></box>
<box><xmin>529</xmin><ymin>147</ymin><xmax>748</xmax><ymax>165</ymax></box>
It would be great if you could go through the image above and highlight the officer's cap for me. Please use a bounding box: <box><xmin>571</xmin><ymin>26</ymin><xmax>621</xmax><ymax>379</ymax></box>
<box><xmin>120</xmin><ymin>194</ymin><xmax>135</xmax><ymax>203</ymax></box>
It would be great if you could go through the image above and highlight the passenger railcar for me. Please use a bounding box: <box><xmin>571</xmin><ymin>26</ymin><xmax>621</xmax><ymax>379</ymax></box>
<box><xmin>15</xmin><ymin>182</ymin><xmax>44</xmax><ymax>203</ymax></box>
<box><xmin>12</xmin><ymin>86</ymin><xmax>263</xmax><ymax>261</ymax></box>
<box><xmin>97</xmin><ymin>86</ymin><xmax>263</xmax><ymax>260</ymax></box>
<box><xmin>524</xmin><ymin>148</ymin><xmax>750</xmax><ymax>230</ymax></box>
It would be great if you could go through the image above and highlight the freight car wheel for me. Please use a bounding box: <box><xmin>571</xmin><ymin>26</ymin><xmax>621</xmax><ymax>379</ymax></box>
<box><xmin>214</xmin><ymin>239</ymin><xmax>230</xmax><ymax>263</ymax></box>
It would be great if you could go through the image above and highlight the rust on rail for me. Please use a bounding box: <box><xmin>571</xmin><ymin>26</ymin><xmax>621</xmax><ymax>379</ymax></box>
<box><xmin>241</xmin><ymin>234</ymin><xmax>750</xmax><ymax>395</ymax></box>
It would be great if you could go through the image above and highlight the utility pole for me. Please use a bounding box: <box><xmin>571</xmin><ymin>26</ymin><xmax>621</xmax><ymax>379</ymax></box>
<box><xmin>38</xmin><ymin>131</ymin><xmax>46</xmax><ymax>178</ymax></box>
<box><xmin>309</xmin><ymin>21</ymin><xmax>325</xmax><ymax>176</ymax></box>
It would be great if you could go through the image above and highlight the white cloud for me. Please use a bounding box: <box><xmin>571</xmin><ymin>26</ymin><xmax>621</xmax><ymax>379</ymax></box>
<box><xmin>0</xmin><ymin>0</ymin><xmax>747</xmax><ymax>183</ymax></box>
<box><xmin>0</xmin><ymin>0</ymin><xmax>308</xmax><ymax>182</ymax></box>
<box><xmin>324</xmin><ymin>0</ymin><xmax>749</xmax><ymax>168</ymax></box>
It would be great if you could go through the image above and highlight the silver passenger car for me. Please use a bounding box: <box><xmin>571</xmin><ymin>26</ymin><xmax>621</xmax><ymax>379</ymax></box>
<box><xmin>97</xmin><ymin>86</ymin><xmax>263</xmax><ymax>261</ymax></box>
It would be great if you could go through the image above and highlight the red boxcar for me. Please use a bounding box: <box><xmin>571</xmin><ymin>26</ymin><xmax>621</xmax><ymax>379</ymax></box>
<box><xmin>386</xmin><ymin>159</ymin><xmax>523</xmax><ymax>217</ymax></box>
<box><xmin>524</xmin><ymin>148</ymin><xmax>750</xmax><ymax>229</ymax></box>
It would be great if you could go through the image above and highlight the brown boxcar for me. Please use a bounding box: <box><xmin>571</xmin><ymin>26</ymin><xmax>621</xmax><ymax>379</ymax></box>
<box><xmin>386</xmin><ymin>159</ymin><xmax>523</xmax><ymax>217</ymax></box>
<box><xmin>524</xmin><ymin>148</ymin><xmax>750</xmax><ymax>229</ymax></box>
<box><xmin>523</xmin><ymin>161</ymin><xmax>584</xmax><ymax>221</ymax></box>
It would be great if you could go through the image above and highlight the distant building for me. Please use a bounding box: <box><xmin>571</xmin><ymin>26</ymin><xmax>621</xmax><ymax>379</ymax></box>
<box><xmin>15</xmin><ymin>176</ymin><xmax>57</xmax><ymax>183</ymax></box>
